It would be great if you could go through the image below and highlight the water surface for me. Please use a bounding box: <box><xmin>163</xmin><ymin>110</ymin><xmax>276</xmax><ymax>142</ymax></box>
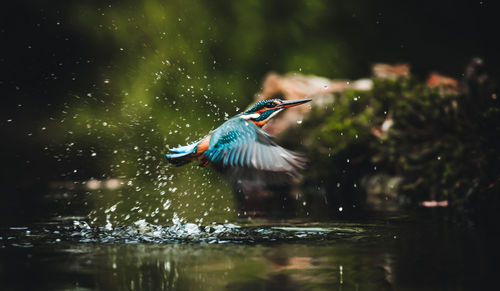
<box><xmin>1</xmin><ymin>211</ymin><xmax>496</xmax><ymax>290</ymax></box>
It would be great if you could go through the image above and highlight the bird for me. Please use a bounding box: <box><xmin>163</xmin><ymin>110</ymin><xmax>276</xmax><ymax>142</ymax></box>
<box><xmin>165</xmin><ymin>98</ymin><xmax>311</xmax><ymax>174</ymax></box>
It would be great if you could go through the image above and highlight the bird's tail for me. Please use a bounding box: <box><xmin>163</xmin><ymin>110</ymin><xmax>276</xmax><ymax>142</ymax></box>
<box><xmin>165</xmin><ymin>141</ymin><xmax>199</xmax><ymax>167</ymax></box>
<box><xmin>165</xmin><ymin>152</ymin><xmax>193</xmax><ymax>166</ymax></box>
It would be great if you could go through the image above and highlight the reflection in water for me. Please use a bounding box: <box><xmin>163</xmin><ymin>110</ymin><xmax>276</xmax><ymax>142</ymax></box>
<box><xmin>2</xmin><ymin>214</ymin><xmax>497</xmax><ymax>290</ymax></box>
<box><xmin>1</xmin><ymin>242</ymin><xmax>391</xmax><ymax>290</ymax></box>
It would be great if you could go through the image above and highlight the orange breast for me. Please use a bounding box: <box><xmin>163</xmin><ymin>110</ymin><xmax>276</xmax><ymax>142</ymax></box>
<box><xmin>252</xmin><ymin>120</ymin><xmax>266</xmax><ymax>127</ymax></box>
<box><xmin>196</xmin><ymin>134</ymin><xmax>211</xmax><ymax>154</ymax></box>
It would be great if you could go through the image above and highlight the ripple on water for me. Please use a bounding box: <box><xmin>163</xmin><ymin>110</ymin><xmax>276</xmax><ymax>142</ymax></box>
<box><xmin>0</xmin><ymin>220</ymin><xmax>377</xmax><ymax>247</ymax></box>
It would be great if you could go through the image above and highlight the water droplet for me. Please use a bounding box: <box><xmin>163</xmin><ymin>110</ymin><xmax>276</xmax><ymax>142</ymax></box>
<box><xmin>163</xmin><ymin>200</ymin><xmax>171</xmax><ymax>210</ymax></box>
<box><xmin>338</xmin><ymin>207</ymin><xmax>343</xmax><ymax>212</ymax></box>
<box><xmin>91</xmin><ymin>152</ymin><xmax>97</xmax><ymax>157</ymax></box>
<box><xmin>296</xmin><ymin>119</ymin><xmax>303</xmax><ymax>124</ymax></box>
<box><xmin>103</xmin><ymin>79</ymin><xmax>110</xmax><ymax>84</ymax></box>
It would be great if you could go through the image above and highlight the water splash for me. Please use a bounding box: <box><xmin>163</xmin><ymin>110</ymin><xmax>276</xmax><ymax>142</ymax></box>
<box><xmin>1</xmin><ymin>220</ymin><xmax>371</xmax><ymax>247</ymax></box>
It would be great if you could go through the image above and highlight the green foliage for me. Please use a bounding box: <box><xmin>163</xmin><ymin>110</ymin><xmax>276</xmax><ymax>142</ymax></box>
<box><xmin>285</xmin><ymin>78</ymin><xmax>500</xmax><ymax>213</ymax></box>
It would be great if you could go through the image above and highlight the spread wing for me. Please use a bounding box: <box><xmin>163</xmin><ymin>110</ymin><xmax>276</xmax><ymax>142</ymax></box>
<box><xmin>204</xmin><ymin>118</ymin><xmax>306</xmax><ymax>173</ymax></box>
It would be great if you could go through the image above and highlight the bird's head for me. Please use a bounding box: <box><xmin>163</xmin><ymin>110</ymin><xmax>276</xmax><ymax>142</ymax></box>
<box><xmin>240</xmin><ymin>98</ymin><xmax>312</xmax><ymax>127</ymax></box>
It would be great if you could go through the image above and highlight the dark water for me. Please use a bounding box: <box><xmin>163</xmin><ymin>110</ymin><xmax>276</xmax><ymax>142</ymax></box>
<box><xmin>1</xmin><ymin>210</ymin><xmax>497</xmax><ymax>291</ymax></box>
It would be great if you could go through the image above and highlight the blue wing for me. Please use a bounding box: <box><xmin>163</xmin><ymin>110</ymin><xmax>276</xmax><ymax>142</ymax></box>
<box><xmin>204</xmin><ymin>118</ymin><xmax>306</xmax><ymax>173</ymax></box>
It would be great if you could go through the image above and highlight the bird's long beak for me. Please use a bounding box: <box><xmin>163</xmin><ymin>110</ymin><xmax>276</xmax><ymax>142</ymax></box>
<box><xmin>280</xmin><ymin>98</ymin><xmax>312</xmax><ymax>108</ymax></box>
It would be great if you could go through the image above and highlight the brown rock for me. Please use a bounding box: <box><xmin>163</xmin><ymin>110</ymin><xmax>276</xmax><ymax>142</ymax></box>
<box><xmin>372</xmin><ymin>63</ymin><xmax>410</xmax><ymax>79</ymax></box>
<box><xmin>426</xmin><ymin>72</ymin><xmax>460</xmax><ymax>95</ymax></box>
<box><xmin>256</xmin><ymin>73</ymin><xmax>372</xmax><ymax>135</ymax></box>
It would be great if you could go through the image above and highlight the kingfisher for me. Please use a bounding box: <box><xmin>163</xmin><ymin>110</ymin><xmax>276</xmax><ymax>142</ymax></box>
<box><xmin>165</xmin><ymin>98</ymin><xmax>311</xmax><ymax>173</ymax></box>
